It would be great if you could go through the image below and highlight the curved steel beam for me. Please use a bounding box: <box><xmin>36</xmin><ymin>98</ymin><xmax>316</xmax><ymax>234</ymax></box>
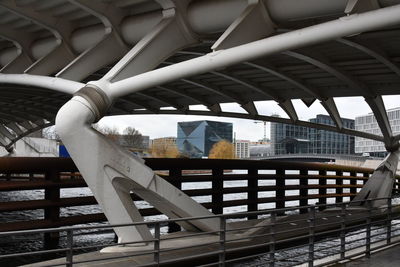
<box><xmin>0</xmin><ymin>1</ymin><xmax>77</xmax><ymax>75</ymax></box>
<box><xmin>0</xmin><ymin>100</ymin><xmax>53</xmax><ymax>120</ymax></box>
<box><xmin>119</xmin><ymin>96</ymin><xmax>160</xmax><ymax>114</ymax></box>
<box><xmin>0</xmin><ymin>74</ymin><xmax>83</xmax><ymax>94</ymax></box>
<box><xmin>0</xmin><ymin>25</ymin><xmax>34</xmax><ymax>73</ymax></box>
<box><xmin>244</xmin><ymin>61</ymin><xmax>342</xmax><ymax>128</ymax></box>
<box><xmin>211</xmin><ymin>69</ymin><xmax>298</xmax><ymax>121</ymax></box>
<box><xmin>161</xmin><ymin>61</ymin><xmax>258</xmax><ymax>115</ymax></box>
<box><xmin>135</xmin><ymin>91</ymin><xmax>187</xmax><ymax>112</ymax></box>
<box><xmin>110</xmin><ymin>4</ymin><xmax>400</xmax><ymax>98</ymax></box>
<box><xmin>0</xmin><ymin>1</ymin><xmax>72</xmax><ymax>42</ymax></box>
<box><xmin>126</xmin><ymin>109</ymin><xmax>384</xmax><ymax>142</ymax></box>
<box><xmin>180</xmin><ymin>77</ymin><xmax>258</xmax><ymax>115</ymax></box>
<box><xmin>3</xmin><ymin>121</ymin><xmax>52</xmax><ymax>151</ymax></box>
<box><xmin>0</xmin><ymin>124</ymin><xmax>15</xmax><ymax>140</ymax></box>
<box><xmin>337</xmin><ymin>38</ymin><xmax>400</xmax><ymax>77</ymax></box>
<box><xmin>67</xmin><ymin>0</ymin><xmax>127</xmax><ymax>37</ymax></box>
<box><xmin>156</xmin><ymin>85</ymin><xmax>222</xmax><ymax>114</ymax></box>
<box><xmin>176</xmin><ymin>51</ymin><xmax>334</xmax><ymax>126</ymax></box>
<box><xmin>58</xmin><ymin>0</ymin><xmax>129</xmax><ymax>81</ymax></box>
<box><xmin>101</xmin><ymin>7</ymin><xmax>197</xmax><ymax>83</ymax></box>
<box><xmin>0</xmin><ymin>110</ymin><xmax>31</xmax><ymax>123</ymax></box>
<box><xmin>244</xmin><ymin>61</ymin><xmax>318</xmax><ymax>98</ymax></box>
<box><xmin>0</xmin><ymin>105</ymin><xmax>45</xmax><ymax>122</ymax></box>
<box><xmin>283</xmin><ymin>51</ymin><xmax>371</xmax><ymax>94</ymax></box>
<box><xmin>0</xmin><ymin>0</ymin><xmax>73</xmax><ymax>46</ymax></box>
<box><xmin>166</xmin><ymin>56</ymin><xmax>297</xmax><ymax>120</ymax></box>
<box><xmin>0</xmin><ymin>96</ymin><xmax>60</xmax><ymax>113</ymax></box>
<box><xmin>284</xmin><ymin>50</ymin><xmax>395</xmax><ymax>149</ymax></box>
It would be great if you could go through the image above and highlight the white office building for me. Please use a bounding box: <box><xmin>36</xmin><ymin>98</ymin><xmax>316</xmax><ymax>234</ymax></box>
<box><xmin>355</xmin><ymin>107</ymin><xmax>400</xmax><ymax>157</ymax></box>
<box><xmin>235</xmin><ymin>140</ymin><xmax>250</xmax><ymax>159</ymax></box>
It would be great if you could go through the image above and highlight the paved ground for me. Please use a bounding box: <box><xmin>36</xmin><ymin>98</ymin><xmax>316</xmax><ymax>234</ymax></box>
<box><xmin>336</xmin><ymin>244</ymin><xmax>400</xmax><ymax>266</ymax></box>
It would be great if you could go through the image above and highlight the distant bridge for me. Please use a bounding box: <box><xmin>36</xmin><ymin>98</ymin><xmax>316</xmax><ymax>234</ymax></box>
<box><xmin>255</xmin><ymin>153</ymin><xmax>372</xmax><ymax>163</ymax></box>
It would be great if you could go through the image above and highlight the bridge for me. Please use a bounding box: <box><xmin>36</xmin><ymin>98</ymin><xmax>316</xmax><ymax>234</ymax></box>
<box><xmin>1</xmin><ymin>0</ymin><xmax>400</xmax><ymax>265</ymax></box>
<box><xmin>255</xmin><ymin>153</ymin><xmax>368</xmax><ymax>162</ymax></box>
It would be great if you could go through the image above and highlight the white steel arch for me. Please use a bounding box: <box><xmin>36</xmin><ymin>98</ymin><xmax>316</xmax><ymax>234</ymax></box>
<box><xmin>0</xmin><ymin>0</ymin><xmax>400</xmax><ymax>244</ymax></box>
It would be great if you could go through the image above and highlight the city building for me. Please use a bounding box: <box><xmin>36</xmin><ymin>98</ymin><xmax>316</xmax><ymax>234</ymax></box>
<box><xmin>234</xmin><ymin>140</ymin><xmax>250</xmax><ymax>159</ymax></box>
<box><xmin>0</xmin><ymin>137</ymin><xmax>59</xmax><ymax>157</ymax></box>
<box><xmin>177</xmin><ymin>120</ymin><xmax>233</xmax><ymax>158</ymax></box>
<box><xmin>249</xmin><ymin>143</ymin><xmax>272</xmax><ymax>158</ymax></box>
<box><xmin>271</xmin><ymin>114</ymin><xmax>355</xmax><ymax>155</ymax></box>
<box><xmin>355</xmin><ymin>107</ymin><xmax>400</xmax><ymax>157</ymax></box>
<box><xmin>309</xmin><ymin>115</ymin><xmax>355</xmax><ymax>155</ymax></box>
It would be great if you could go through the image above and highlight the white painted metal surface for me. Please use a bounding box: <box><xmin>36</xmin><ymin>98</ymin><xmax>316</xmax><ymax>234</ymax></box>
<box><xmin>56</xmin><ymin>95</ymin><xmax>221</xmax><ymax>243</ymax></box>
<box><xmin>0</xmin><ymin>0</ymin><xmax>400</xmax><ymax>243</ymax></box>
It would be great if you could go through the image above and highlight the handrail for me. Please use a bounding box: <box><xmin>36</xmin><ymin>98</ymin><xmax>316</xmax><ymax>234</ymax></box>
<box><xmin>1</xmin><ymin>157</ymin><xmax>399</xmax><ymax>256</ymax></box>
<box><xmin>0</xmin><ymin>157</ymin><xmax>379</xmax><ymax>173</ymax></box>
<box><xmin>0</xmin><ymin>197</ymin><xmax>399</xmax><ymax>266</ymax></box>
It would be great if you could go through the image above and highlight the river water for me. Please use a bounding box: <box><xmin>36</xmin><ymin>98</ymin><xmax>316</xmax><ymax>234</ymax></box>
<box><xmin>0</xmin><ymin>171</ymin><xmax>398</xmax><ymax>266</ymax></box>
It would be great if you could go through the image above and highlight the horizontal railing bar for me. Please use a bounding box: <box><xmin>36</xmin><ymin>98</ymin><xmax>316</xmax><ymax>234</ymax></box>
<box><xmin>0</xmin><ymin>198</ymin><xmax>398</xmax><ymax>266</ymax></box>
<box><xmin>1</xmin><ymin>197</ymin><xmax>395</xmax><ymax>235</ymax></box>
<box><xmin>69</xmin><ymin>251</ymin><xmax>157</xmax><ymax>266</ymax></box>
<box><xmin>0</xmin><ymin>247</ymin><xmax>69</xmax><ymax>259</ymax></box>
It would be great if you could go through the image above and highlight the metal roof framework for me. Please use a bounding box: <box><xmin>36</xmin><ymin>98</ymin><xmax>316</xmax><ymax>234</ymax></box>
<box><xmin>0</xmin><ymin>0</ymin><xmax>400</xmax><ymax>151</ymax></box>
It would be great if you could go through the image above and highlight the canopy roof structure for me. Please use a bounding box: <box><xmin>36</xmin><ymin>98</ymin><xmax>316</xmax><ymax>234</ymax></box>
<box><xmin>0</xmin><ymin>0</ymin><xmax>400</xmax><ymax>151</ymax></box>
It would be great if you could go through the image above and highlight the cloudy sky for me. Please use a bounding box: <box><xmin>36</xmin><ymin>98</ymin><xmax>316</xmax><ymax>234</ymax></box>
<box><xmin>97</xmin><ymin>95</ymin><xmax>400</xmax><ymax>141</ymax></box>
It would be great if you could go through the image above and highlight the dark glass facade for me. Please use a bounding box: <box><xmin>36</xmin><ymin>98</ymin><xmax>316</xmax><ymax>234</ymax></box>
<box><xmin>271</xmin><ymin>115</ymin><xmax>355</xmax><ymax>155</ymax></box>
<box><xmin>309</xmin><ymin>115</ymin><xmax>355</xmax><ymax>154</ymax></box>
<box><xmin>177</xmin><ymin>120</ymin><xmax>233</xmax><ymax>158</ymax></box>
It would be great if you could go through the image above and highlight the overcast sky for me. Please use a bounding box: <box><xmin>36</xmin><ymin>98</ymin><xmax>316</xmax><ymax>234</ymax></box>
<box><xmin>97</xmin><ymin>95</ymin><xmax>400</xmax><ymax>141</ymax></box>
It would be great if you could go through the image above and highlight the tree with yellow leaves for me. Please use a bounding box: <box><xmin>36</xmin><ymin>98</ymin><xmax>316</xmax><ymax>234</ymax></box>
<box><xmin>208</xmin><ymin>140</ymin><xmax>235</xmax><ymax>159</ymax></box>
<box><xmin>151</xmin><ymin>141</ymin><xmax>180</xmax><ymax>158</ymax></box>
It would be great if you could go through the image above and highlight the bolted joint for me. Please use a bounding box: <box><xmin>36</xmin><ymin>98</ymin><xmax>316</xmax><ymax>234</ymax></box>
<box><xmin>385</xmin><ymin>139</ymin><xmax>400</xmax><ymax>153</ymax></box>
<box><xmin>73</xmin><ymin>85</ymin><xmax>111</xmax><ymax>122</ymax></box>
<box><xmin>5</xmin><ymin>146</ymin><xmax>14</xmax><ymax>154</ymax></box>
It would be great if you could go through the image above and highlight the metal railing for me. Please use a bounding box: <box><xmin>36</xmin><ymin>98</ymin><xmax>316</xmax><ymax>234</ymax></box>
<box><xmin>1</xmin><ymin>197</ymin><xmax>399</xmax><ymax>266</ymax></box>
<box><xmin>3</xmin><ymin>157</ymin><xmax>400</xmax><ymax>235</ymax></box>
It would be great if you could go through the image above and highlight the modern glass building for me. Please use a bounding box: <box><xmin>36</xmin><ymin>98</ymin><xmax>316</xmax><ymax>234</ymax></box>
<box><xmin>355</xmin><ymin>107</ymin><xmax>400</xmax><ymax>157</ymax></box>
<box><xmin>271</xmin><ymin>114</ymin><xmax>355</xmax><ymax>155</ymax></box>
<box><xmin>309</xmin><ymin>115</ymin><xmax>355</xmax><ymax>155</ymax></box>
<box><xmin>271</xmin><ymin>123</ymin><xmax>310</xmax><ymax>155</ymax></box>
<box><xmin>177</xmin><ymin>120</ymin><xmax>233</xmax><ymax>158</ymax></box>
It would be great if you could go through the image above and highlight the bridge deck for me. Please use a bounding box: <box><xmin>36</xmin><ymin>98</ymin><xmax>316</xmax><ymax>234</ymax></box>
<box><xmin>23</xmin><ymin>207</ymin><xmax>399</xmax><ymax>267</ymax></box>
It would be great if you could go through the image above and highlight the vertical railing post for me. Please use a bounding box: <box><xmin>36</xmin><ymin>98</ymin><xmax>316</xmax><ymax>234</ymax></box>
<box><xmin>318</xmin><ymin>170</ymin><xmax>327</xmax><ymax>211</ymax></box>
<box><xmin>248</xmin><ymin>168</ymin><xmax>258</xmax><ymax>220</ymax></box>
<box><xmin>340</xmin><ymin>202</ymin><xmax>346</xmax><ymax>260</ymax></box>
<box><xmin>154</xmin><ymin>222</ymin><xmax>160</xmax><ymax>265</ymax></box>
<box><xmin>335</xmin><ymin>171</ymin><xmax>343</xmax><ymax>204</ymax></box>
<box><xmin>308</xmin><ymin>206</ymin><xmax>316</xmax><ymax>267</ymax></box>
<box><xmin>363</xmin><ymin>172</ymin><xmax>369</xmax><ymax>185</ymax></box>
<box><xmin>66</xmin><ymin>229</ymin><xmax>73</xmax><ymax>267</ymax></box>
<box><xmin>387</xmin><ymin>197</ymin><xmax>392</xmax><ymax>245</ymax></box>
<box><xmin>219</xmin><ymin>216</ymin><xmax>226</xmax><ymax>267</ymax></box>
<box><xmin>212</xmin><ymin>168</ymin><xmax>224</xmax><ymax>215</ymax></box>
<box><xmin>276</xmin><ymin>169</ymin><xmax>285</xmax><ymax>216</ymax></box>
<box><xmin>349</xmin><ymin>171</ymin><xmax>357</xmax><ymax>200</ymax></box>
<box><xmin>299</xmin><ymin>169</ymin><xmax>308</xmax><ymax>214</ymax></box>
<box><xmin>44</xmin><ymin>169</ymin><xmax>60</xmax><ymax>249</ymax></box>
<box><xmin>366</xmin><ymin>199</ymin><xmax>371</xmax><ymax>258</ymax></box>
<box><xmin>269</xmin><ymin>211</ymin><xmax>276</xmax><ymax>267</ymax></box>
<box><xmin>168</xmin><ymin>168</ymin><xmax>182</xmax><ymax>233</ymax></box>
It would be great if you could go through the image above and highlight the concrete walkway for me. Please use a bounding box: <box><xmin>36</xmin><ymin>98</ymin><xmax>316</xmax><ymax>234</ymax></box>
<box><xmin>336</xmin><ymin>243</ymin><xmax>400</xmax><ymax>266</ymax></box>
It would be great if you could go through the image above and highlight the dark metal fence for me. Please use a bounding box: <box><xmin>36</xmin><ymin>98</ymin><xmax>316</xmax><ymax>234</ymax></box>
<box><xmin>0</xmin><ymin>197</ymin><xmax>399</xmax><ymax>266</ymax></box>
<box><xmin>1</xmin><ymin>157</ymin><xmax>399</xmax><ymax>233</ymax></box>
